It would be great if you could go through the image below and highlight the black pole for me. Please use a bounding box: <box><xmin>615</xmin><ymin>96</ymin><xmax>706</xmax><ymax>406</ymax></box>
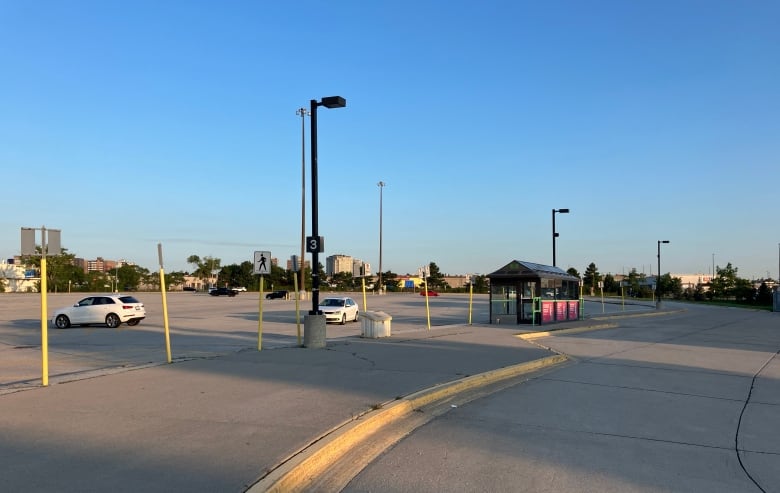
<box><xmin>657</xmin><ymin>240</ymin><xmax>669</xmax><ymax>301</ymax></box>
<box><xmin>310</xmin><ymin>99</ymin><xmax>320</xmax><ymax>314</ymax></box>
<box><xmin>552</xmin><ymin>209</ymin><xmax>557</xmax><ymax>267</ymax></box>
<box><xmin>657</xmin><ymin>240</ymin><xmax>661</xmax><ymax>299</ymax></box>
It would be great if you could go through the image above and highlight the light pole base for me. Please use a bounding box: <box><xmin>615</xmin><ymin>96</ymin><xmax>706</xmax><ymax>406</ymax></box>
<box><xmin>303</xmin><ymin>314</ymin><xmax>326</xmax><ymax>348</ymax></box>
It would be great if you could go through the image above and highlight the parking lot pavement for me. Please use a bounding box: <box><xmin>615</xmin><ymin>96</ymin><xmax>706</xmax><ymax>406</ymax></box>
<box><xmin>0</xmin><ymin>292</ymin><xmax>655</xmax><ymax>392</ymax></box>
<box><xmin>0</xmin><ymin>319</ymin><xmax>558</xmax><ymax>492</ymax></box>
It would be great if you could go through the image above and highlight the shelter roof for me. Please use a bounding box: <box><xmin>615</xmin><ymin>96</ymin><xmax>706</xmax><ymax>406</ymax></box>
<box><xmin>487</xmin><ymin>260</ymin><xmax>580</xmax><ymax>281</ymax></box>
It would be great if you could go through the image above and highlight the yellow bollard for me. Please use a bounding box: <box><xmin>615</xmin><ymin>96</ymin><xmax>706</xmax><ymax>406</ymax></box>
<box><xmin>160</xmin><ymin>268</ymin><xmax>172</xmax><ymax>363</ymax></box>
<box><xmin>257</xmin><ymin>276</ymin><xmax>264</xmax><ymax>350</ymax></box>
<box><xmin>293</xmin><ymin>274</ymin><xmax>301</xmax><ymax>346</ymax></box>
<box><xmin>41</xmin><ymin>257</ymin><xmax>49</xmax><ymax>387</ymax></box>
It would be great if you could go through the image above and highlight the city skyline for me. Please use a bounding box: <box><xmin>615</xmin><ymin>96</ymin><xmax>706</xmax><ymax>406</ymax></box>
<box><xmin>1</xmin><ymin>2</ymin><xmax>778</xmax><ymax>280</ymax></box>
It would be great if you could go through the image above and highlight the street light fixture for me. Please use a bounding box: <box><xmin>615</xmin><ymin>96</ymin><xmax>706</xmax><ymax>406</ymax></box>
<box><xmin>309</xmin><ymin>95</ymin><xmax>346</xmax><ymax>315</ymax></box>
<box><xmin>377</xmin><ymin>181</ymin><xmax>385</xmax><ymax>294</ymax></box>
<box><xmin>296</xmin><ymin>107</ymin><xmax>310</xmax><ymax>299</ymax></box>
<box><xmin>552</xmin><ymin>208</ymin><xmax>569</xmax><ymax>267</ymax></box>
<box><xmin>657</xmin><ymin>240</ymin><xmax>670</xmax><ymax>307</ymax></box>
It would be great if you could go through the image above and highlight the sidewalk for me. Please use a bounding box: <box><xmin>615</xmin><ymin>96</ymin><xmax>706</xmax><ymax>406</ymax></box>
<box><xmin>0</xmin><ymin>323</ymin><xmax>560</xmax><ymax>493</ymax></box>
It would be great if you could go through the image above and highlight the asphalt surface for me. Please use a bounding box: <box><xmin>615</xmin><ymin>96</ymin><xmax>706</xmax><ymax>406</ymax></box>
<box><xmin>1</xmin><ymin>294</ymin><xmax>777</xmax><ymax>492</ymax></box>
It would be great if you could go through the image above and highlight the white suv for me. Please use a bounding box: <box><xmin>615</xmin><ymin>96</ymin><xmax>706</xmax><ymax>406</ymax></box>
<box><xmin>52</xmin><ymin>294</ymin><xmax>146</xmax><ymax>329</ymax></box>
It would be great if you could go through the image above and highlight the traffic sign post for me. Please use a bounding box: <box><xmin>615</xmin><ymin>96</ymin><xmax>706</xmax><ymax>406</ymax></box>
<box><xmin>254</xmin><ymin>251</ymin><xmax>271</xmax><ymax>350</ymax></box>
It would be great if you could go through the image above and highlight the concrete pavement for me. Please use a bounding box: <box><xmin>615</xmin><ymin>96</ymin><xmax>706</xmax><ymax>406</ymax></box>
<box><xmin>0</xmin><ymin>321</ymin><xmax>559</xmax><ymax>492</ymax></box>
<box><xmin>2</xmin><ymin>300</ymin><xmax>778</xmax><ymax>492</ymax></box>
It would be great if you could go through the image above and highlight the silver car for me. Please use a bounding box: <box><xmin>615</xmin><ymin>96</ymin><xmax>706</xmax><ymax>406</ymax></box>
<box><xmin>52</xmin><ymin>294</ymin><xmax>146</xmax><ymax>329</ymax></box>
<box><xmin>318</xmin><ymin>297</ymin><xmax>359</xmax><ymax>325</ymax></box>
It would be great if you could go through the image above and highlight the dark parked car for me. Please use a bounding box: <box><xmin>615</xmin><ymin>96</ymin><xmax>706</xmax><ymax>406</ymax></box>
<box><xmin>210</xmin><ymin>287</ymin><xmax>237</xmax><ymax>297</ymax></box>
<box><xmin>182</xmin><ymin>286</ymin><xmax>196</xmax><ymax>292</ymax></box>
<box><xmin>266</xmin><ymin>290</ymin><xmax>288</xmax><ymax>300</ymax></box>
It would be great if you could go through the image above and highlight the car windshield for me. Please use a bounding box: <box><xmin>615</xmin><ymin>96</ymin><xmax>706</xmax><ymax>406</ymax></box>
<box><xmin>321</xmin><ymin>299</ymin><xmax>345</xmax><ymax>307</ymax></box>
<box><xmin>118</xmin><ymin>296</ymin><xmax>140</xmax><ymax>303</ymax></box>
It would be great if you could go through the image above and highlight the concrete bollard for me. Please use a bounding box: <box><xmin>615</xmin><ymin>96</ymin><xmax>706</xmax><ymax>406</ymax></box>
<box><xmin>303</xmin><ymin>314</ymin><xmax>326</xmax><ymax>348</ymax></box>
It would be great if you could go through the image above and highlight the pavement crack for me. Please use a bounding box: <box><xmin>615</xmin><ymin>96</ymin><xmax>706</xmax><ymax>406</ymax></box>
<box><xmin>735</xmin><ymin>349</ymin><xmax>779</xmax><ymax>493</ymax></box>
<box><xmin>539</xmin><ymin>375</ymin><xmax>746</xmax><ymax>402</ymax></box>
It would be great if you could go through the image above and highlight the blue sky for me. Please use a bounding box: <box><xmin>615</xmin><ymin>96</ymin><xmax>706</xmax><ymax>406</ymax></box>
<box><xmin>1</xmin><ymin>1</ymin><xmax>778</xmax><ymax>280</ymax></box>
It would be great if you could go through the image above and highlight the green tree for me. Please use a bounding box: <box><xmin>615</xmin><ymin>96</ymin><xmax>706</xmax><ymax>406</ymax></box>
<box><xmin>471</xmin><ymin>274</ymin><xmax>489</xmax><ymax>294</ymax></box>
<box><xmin>380</xmin><ymin>270</ymin><xmax>398</xmax><ymax>292</ymax></box>
<box><xmin>733</xmin><ymin>278</ymin><xmax>755</xmax><ymax>302</ymax></box>
<box><xmin>426</xmin><ymin>262</ymin><xmax>449</xmax><ymax>290</ymax></box>
<box><xmin>658</xmin><ymin>274</ymin><xmax>683</xmax><ymax>299</ymax></box>
<box><xmin>265</xmin><ymin>263</ymin><xmax>288</xmax><ymax>291</ymax></box>
<box><xmin>583</xmin><ymin>263</ymin><xmax>601</xmax><ymax>294</ymax></box>
<box><xmin>756</xmin><ymin>282</ymin><xmax>772</xmax><ymax>305</ymax></box>
<box><xmin>566</xmin><ymin>267</ymin><xmax>580</xmax><ymax>278</ymax></box>
<box><xmin>21</xmin><ymin>247</ymin><xmax>86</xmax><ymax>293</ymax></box>
<box><xmin>84</xmin><ymin>270</ymin><xmax>111</xmax><ymax>292</ymax></box>
<box><xmin>330</xmin><ymin>271</ymin><xmax>354</xmax><ymax>291</ymax></box>
<box><xmin>187</xmin><ymin>255</ymin><xmax>221</xmax><ymax>288</ymax></box>
<box><xmin>603</xmin><ymin>273</ymin><xmax>618</xmax><ymax>293</ymax></box>
<box><xmin>221</xmin><ymin>261</ymin><xmax>255</xmax><ymax>290</ymax></box>
<box><xmin>117</xmin><ymin>264</ymin><xmax>146</xmax><ymax>291</ymax></box>
<box><xmin>626</xmin><ymin>268</ymin><xmax>641</xmax><ymax>296</ymax></box>
<box><xmin>711</xmin><ymin>263</ymin><xmax>738</xmax><ymax>299</ymax></box>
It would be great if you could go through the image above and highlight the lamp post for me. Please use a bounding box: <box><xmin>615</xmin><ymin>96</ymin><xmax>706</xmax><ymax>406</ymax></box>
<box><xmin>296</xmin><ymin>107</ymin><xmax>310</xmax><ymax>300</ymax></box>
<box><xmin>657</xmin><ymin>240</ymin><xmax>670</xmax><ymax>308</ymax></box>
<box><xmin>552</xmin><ymin>208</ymin><xmax>569</xmax><ymax>267</ymax></box>
<box><xmin>308</xmin><ymin>96</ymin><xmax>346</xmax><ymax>316</ymax></box>
<box><xmin>377</xmin><ymin>181</ymin><xmax>385</xmax><ymax>294</ymax></box>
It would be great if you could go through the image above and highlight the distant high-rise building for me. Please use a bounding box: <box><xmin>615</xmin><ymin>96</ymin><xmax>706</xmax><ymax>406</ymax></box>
<box><xmin>326</xmin><ymin>254</ymin><xmax>353</xmax><ymax>277</ymax></box>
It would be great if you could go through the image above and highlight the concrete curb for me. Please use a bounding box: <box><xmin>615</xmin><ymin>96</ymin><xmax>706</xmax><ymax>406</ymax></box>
<box><xmin>250</xmin><ymin>353</ymin><xmax>568</xmax><ymax>492</ymax></box>
<box><xmin>518</xmin><ymin>323</ymin><xmax>619</xmax><ymax>340</ymax></box>
<box><xmin>590</xmin><ymin>308</ymin><xmax>686</xmax><ymax>321</ymax></box>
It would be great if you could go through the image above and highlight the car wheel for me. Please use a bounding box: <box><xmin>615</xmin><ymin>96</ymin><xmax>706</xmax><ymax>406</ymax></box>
<box><xmin>354</xmin><ymin>311</ymin><xmax>359</xmax><ymax>322</ymax></box>
<box><xmin>105</xmin><ymin>313</ymin><xmax>121</xmax><ymax>328</ymax></box>
<box><xmin>127</xmin><ymin>320</ymin><xmax>140</xmax><ymax>326</ymax></box>
<box><xmin>54</xmin><ymin>315</ymin><xmax>71</xmax><ymax>329</ymax></box>
<box><xmin>341</xmin><ymin>314</ymin><xmax>347</xmax><ymax>325</ymax></box>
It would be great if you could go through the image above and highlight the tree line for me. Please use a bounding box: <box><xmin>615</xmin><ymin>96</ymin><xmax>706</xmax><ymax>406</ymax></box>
<box><xmin>7</xmin><ymin>249</ymin><xmax>490</xmax><ymax>294</ymax></box>
<box><xmin>566</xmin><ymin>262</ymin><xmax>774</xmax><ymax>306</ymax></box>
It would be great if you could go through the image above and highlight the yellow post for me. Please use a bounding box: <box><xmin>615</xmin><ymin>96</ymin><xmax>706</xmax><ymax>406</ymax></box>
<box><xmin>423</xmin><ymin>276</ymin><xmax>431</xmax><ymax>330</ymax></box>
<box><xmin>601</xmin><ymin>286</ymin><xmax>605</xmax><ymax>313</ymax></box>
<box><xmin>468</xmin><ymin>282</ymin><xmax>473</xmax><ymax>325</ymax></box>
<box><xmin>40</xmin><ymin>256</ymin><xmax>49</xmax><ymax>387</ymax></box>
<box><xmin>160</xmin><ymin>268</ymin><xmax>172</xmax><ymax>363</ymax></box>
<box><xmin>257</xmin><ymin>276</ymin><xmax>264</xmax><ymax>350</ymax></box>
<box><xmin>621</xmin><ymin>285</ymin><xmax>625</xmax><ymax>311</ymax></box>
<box><xmin>361</xmin><ymin>277</ymin><xmax>367</xmax><ymax>312</ymax></box>
<box><xmin>293</xmin><ymin>274</ymin><xmax>301</xmax><ymax>346</ymax></box>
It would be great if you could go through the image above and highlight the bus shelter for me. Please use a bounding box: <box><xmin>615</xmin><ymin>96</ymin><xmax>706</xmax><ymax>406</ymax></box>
<box><xmin>487</xmin><ymin>260</ymin><xmax>581</xmax><ymax>325</ymax></box>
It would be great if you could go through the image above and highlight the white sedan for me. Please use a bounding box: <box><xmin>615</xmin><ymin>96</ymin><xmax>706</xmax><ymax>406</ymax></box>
<box><xmin>318</xmin><ymin>297</ymin><xmax>359</xmax><ymax>325</ymax></box>
<box><xmin>52</xmin><ymin>294</ymin><xmax>146</xmax><ymax>329</ymax></box>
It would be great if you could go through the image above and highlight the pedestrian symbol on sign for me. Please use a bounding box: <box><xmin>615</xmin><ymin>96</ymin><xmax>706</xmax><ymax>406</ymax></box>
<box><xmin>254</xmin><ymin>251</ymin><xmax>271</xmax><ymax>275</ymax></box>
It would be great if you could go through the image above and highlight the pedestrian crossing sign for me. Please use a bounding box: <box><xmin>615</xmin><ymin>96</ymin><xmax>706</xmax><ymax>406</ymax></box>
<box><xmin>254</xmin><ymin>251</ymin><xmax>271</xmax><ymax>275</ymax></box>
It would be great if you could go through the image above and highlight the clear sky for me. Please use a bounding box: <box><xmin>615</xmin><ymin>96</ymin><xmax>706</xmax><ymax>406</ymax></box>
<box><xmin>1</xmin><ymin>1</ymin><xmax>778</xmax><ymax>280</ymax></box>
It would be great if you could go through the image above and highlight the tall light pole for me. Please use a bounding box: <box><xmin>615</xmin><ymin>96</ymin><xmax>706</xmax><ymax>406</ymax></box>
<box><xmin>712</xmin><ymin>253</ymin><xmax>715</xmax><ymax>284</ymax></box>
<box><xmin>552</xmin><ymin>208</ymin><xmax>569</xmax><ymax>267</ymax></box>
<box><xmin>308</xmin><ymin>96</ymin><xmax>346</xmax><ymax>315</ymax></box>
<box><xmin>658</xmin><ymin>240</ymin><xmax>670</xmax><ymax>307</ymax></box>
<box><xmin>377</xmin><ymin>181</ymin><xmax>385</xmax><ymax>293</ymax></box>
<box><xmin>296</xmin><ymin>107</ymin><xmax>310</xmax><ymax>299</ymax></box>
